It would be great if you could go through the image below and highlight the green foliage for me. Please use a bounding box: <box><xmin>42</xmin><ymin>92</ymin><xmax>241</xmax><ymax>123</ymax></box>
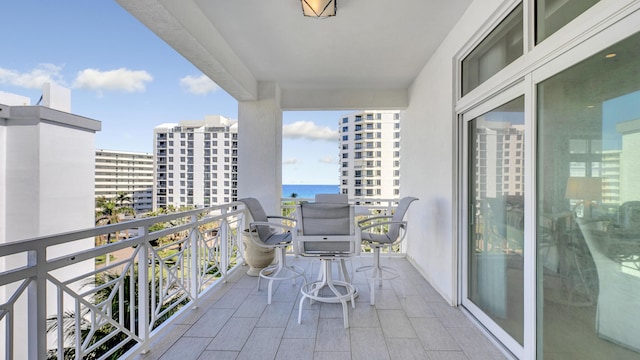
<box><xmin>95</xmin><ymin>195</ymin><xmax>136</xmax><ymax>245</ymax></box>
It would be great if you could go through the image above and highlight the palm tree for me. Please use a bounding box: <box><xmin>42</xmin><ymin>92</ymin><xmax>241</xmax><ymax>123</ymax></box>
<box><xmin>115</xmin><ymin>192</ymin><xmax>135</xmax><ymax>238</ymax></box>
<box><xmin>95</xmin><ymin>196</ymin><xmax>135</xmax><ymax>245</ymax></box>
<box><xmin>114</xmin><ymin>191</ymin><xmax>132</xmax><ymax>207</ymax></box>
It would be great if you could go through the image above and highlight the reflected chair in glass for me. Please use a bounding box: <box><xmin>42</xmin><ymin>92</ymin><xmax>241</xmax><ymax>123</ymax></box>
<box><xmin>239</xmin><ymin>197</ymin><xmax>306</xmax><ymax>305</ymax></box>
<box><xmin>293</xmin><ymin>202</ymin><xmax>359</xmax><ymax>328</ymax></box>
<box><xmin>355</xmin><ymin>196</ymin><xmax>418</xmax><ymax>305</ymax></box>
<box><xmin>578</xmin><ymin>218</ymin><xmax>640</xmax><ymax>352</ymax></box>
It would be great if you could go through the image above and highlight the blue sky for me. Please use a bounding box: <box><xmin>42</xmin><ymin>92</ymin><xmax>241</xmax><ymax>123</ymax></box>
<box><xmin>3</xmin><ymin>1</ymin><xmax>348</xmax><ymax>185</ymax></box>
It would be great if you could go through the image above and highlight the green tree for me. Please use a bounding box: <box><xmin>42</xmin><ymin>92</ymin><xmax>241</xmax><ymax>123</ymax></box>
<box><xmin>95</xmin><ymin>196</ymin><xmax>135</xmax><ymax>245</ymax></box>
<box><xmin>114</xmin><ymin>191</ymin><xmax>132</xmax><ymax>208</ymax></box>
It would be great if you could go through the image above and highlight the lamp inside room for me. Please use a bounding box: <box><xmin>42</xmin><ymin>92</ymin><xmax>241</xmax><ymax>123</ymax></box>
<box><xmin>565</xmin><ymin>177</ymin><xmax>602</xmax><ymax>218</ymax></box>
<box><xmin>301</xmin><ymin>0</ymin><xmax>336</xmax><ymax>18</ymax></box>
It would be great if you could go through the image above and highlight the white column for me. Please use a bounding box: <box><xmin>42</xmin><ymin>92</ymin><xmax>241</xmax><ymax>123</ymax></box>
<box><xmin>237</xmin><ymin>82</ymin><xmax>283</xmax><ymax>214</ymax></box>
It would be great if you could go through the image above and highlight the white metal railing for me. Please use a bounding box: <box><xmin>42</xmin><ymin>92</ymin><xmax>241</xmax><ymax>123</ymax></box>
<box><xmin>0</xmin><ymin>202</ymin><xmax>248</xmax><ymax>360</ymax></box>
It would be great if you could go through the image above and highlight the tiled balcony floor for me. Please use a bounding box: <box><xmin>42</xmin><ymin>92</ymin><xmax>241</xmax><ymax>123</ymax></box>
<box><xmin>129</xmin><ymin>256</ymin><xmax>508</xmax><ymax>360</ymax></box>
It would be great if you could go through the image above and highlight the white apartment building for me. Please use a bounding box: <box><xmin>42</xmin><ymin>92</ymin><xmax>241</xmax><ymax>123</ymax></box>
<box><xmin>153</xmin><ymin>115</ymin><xmax>238</xmax><ymax>209</ymax></box>
<box><xmin>339</xmin><ymin>111</ymin><xmax>400</xmax><ymax>199</ymax></box>
<box><xmin>472</xmin><ymin>119</ymin><xmax>525</xmax><ymax>201</ymax></box>
<box><xmin>95</xmin><ymin>149</ymin><xmax>154</xmax><ymax>213</ymax></box>
<box><xmin>1</xmin><ymin>87</ymin><xmax>100</xmax><ymax>358</ymax></box>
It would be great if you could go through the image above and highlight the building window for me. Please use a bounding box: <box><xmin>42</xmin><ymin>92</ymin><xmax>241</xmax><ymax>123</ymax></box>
<box><xmin>462</xmin><ymin>3</ymin><xmax>523</xmax><ymax>96</ymax></box>
<box><xmin>536</xmin><ymin>0</ymin><xmax>599</xmax><ymax>43</ymax></box>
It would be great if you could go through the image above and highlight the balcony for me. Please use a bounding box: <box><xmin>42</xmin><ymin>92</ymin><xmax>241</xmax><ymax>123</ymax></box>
<box><xmin>0</xmin><ymin>200</ymin><xmax>505</xmax><ymax>359</ymax></box>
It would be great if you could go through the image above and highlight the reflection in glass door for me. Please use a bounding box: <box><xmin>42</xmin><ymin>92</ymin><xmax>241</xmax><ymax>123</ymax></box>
<box><xmin>536</xmin><ymin>31</ymin><xmax>640</xmax><ymax>359</ymax></box>
<box><xmin>467</xmin><ymin>96</ymin><xmax>525</xmax><ymax>346</ymax></box>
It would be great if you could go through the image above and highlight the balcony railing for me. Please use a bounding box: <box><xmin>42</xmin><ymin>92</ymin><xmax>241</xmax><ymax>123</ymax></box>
<box><xmin>0</xmin><ymin>202</ymin><xmax>248</xmax><ymax>359</ymax></box>
<box><xmin>1</xmin><ymin>197</ymin><xmax>406</xmax><ymax>359</ymax></box>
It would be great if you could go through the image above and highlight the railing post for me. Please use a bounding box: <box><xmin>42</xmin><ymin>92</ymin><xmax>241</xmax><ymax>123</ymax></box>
<box><xmin>219</xmin><ymin>208</ymin><xmax>229</xmax><ymax>281</ymax></box>
<box><xmin>238</xmin><ymin>209</ymin><xmax>246</xmax><ymax>259</ymax></box>
<box><xmin>27</xmin><ymin>249</ymin><xmax>47</xmax><ymax>360</ymax></box>
<box><xmin>190</xmin><ymin>215</ymin><xmax>199</xmax><ymax>302</ymax></box>
<box><xmin>137</xmin><ymin>226</ymin><xmax>150</xmax><ymax>354</ymax></box>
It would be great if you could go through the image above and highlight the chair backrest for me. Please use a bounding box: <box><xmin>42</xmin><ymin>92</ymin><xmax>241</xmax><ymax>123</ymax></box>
<box><xmin>238</xmin><ymin>197</ymin><xmax>272</xmax><ymax>242</ymax></box>
<box><xmin>618</xmin><ymin>201</ymin><xmax>640</xmax><ymax>232</ymax></box>
<box><xmin>294</xmin><ymin>202</ymin><xmax>358</xmax><ymax>256</ymax></box>
<box><xmin>387</xmin><ymin>197</ymin><xmax>419</xmax><ymax>242</ymax></box>
<box><xmin>315</xmin><ymin>193</ymin><xmax>348</xmax><ymax>203</ymax></box>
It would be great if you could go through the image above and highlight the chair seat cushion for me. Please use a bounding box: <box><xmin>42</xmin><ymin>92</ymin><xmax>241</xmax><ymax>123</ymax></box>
<box><xmin>361</xmin><ymin>232</ymin><xmax>392</xmax><ymax>244</ymax></box>
<box><xmin>264</xmin><ymin>232</ymin><xmax>292</xmax><ymax>245</ymax></box>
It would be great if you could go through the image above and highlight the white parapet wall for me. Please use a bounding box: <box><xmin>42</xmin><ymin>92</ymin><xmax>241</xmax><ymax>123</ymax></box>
<box><xmin>0</xmin><ymin>104</ymin><xmax>101</xmax><ymax>357</ymax></box>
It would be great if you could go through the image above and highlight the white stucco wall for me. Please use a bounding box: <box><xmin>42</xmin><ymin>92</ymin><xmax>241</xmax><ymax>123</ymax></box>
<box><xmin>238</xmin><ymin>82</ymin><xmax>283</xmax><ymax>214</ymax></box>
<box><xmin>1</xmin><ymin>106</ymin><xmax>100</xmax><ymax>357</ymax></box>
<box><xmin>0</xmin><ymin>115</ymin><xmax>6</xmax><ymax>307</ymax></box>
<box><xmin>4</xmin><ymin>111</ymin><xmax>98</xmax><ymax>241</ymax></box>
<box><xmin>402</xmin><ymin>0</ymin><xmax>504</xmax><ymax>305</ymax></box>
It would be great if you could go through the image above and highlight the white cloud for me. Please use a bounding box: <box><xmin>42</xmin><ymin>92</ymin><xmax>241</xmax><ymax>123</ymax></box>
<box><xmin>283</xmin><ymin>121</ymin><xmax>338</xmax><ymax>141</ymax></box>
<box><xmin>319</xmin><ymin>156</ymin><xmax>336</xmax><ymax>164</ymax></box>
<box><xmin>283</xmin><ymin>158</ymin><xmax>298</xmax><ymax>165</ymax></box>
<box><xmin>179</xmin><ymin>74</ymin><xmax>219</xmax><ymax>95</ymax></box>
<box><xmin>73</xmin><ymin>68</ymin><xmax>152</xmax><ymax>92</ymax></box>
<box><xmin>0</xmin><ymin>63</ymin><xmax>64</xmax><ymax>89</ymax></box>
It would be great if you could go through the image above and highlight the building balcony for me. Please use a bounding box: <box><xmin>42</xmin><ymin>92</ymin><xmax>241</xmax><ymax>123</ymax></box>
<box><xmin>0</xmin><ymin>199</ymin><xmax>505</xmax><ymax>359</ymax></box>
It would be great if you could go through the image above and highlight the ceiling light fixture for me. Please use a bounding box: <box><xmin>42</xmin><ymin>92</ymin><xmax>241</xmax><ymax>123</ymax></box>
<box><xmin>301</xmin><ymin>0</ymin><xmax>336</xmax><ymax>18</ymax></box>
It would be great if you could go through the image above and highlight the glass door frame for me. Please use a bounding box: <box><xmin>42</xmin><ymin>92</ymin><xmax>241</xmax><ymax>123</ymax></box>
<box><xmin>459</xmin><ymin>80</ymin><xmax>535</xmax><ymax>359</ymax></box>
<box><xmin>455</xmin><ymin>3</ymin><xmax>640</xmax><ymax>359</ymax></box>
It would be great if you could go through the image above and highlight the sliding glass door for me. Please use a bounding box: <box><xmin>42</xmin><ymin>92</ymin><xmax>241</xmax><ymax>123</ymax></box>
<box><xmin>463</xmin><ymin>93</ymin><xmax>526</xmax><ymax>355</ymax></box>
<box><xmin>536</xmin><ymin>31</ymin><xmax>640</xmax><ymax>359</ymax></box>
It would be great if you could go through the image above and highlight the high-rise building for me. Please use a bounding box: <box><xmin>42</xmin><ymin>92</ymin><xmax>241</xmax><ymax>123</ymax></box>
<box><xmin>95</xmin><ymin>149</ymin><xmax>154</xmax><ymax>213</ymax></box>
<box><xmin>153</xmin><ymin>115</ymin><xmax>238</xmax><ymax>209</ymax></box>
<box><xmin>339</xmin><ymin>111</ymin><xmax>401</xmax><ymax>199</ymax></box>
<box><xmin>471</xmin><ymin>120</ymin><xmax>525</xmax><ymax>201</ymax></box>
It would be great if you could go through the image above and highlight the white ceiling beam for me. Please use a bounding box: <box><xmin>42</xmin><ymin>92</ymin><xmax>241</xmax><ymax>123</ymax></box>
<box><xmin>116</xmin><ymin>0</ymin><xmax>258</xmax><ymax>101</ymax></box>
<box><xmin>280</xmin><ymin>88</ymin><xmax>409</xmax><ymax>111</ymax></box>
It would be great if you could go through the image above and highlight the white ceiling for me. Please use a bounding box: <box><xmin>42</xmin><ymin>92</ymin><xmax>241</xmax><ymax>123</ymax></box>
<box><xmin>117</xmin><ymin>0</ymin><xmax>472</xmax><ymax>109</ymax></box>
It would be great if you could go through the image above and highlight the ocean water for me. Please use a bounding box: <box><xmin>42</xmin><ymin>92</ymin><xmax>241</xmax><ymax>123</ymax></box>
<box><xmin>282</xmin><ymin>184</ymin><xmax>340</xmax><ymax>199</ymax></box>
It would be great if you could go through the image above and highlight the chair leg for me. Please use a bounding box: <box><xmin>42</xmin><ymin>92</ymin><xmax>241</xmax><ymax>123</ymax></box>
<box><xmin>353</xmin><ymin>245</ymin><xmax>399</xmax><ymax>306</ymax></box>
<box><xmin>258</xmin><ymin>246</ymin><xmax>306</xmax><ymax>305</ymax></box>
<box><xmin>299</xmin><ymin>258</ymin><xmax>355</xmax><ymax>328</ymax></box>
